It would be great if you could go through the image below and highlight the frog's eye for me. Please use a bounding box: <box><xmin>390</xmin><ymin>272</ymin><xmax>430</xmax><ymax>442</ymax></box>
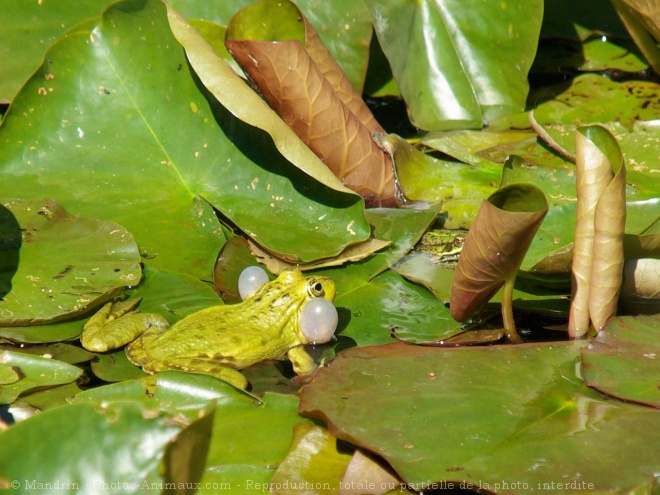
<box><xmin>299</xmin><ymin>298</ymin><xmax>338</xmax><ymax>344</ymax></box>
<box><xmin>307</xmin><ymin>280</ymin><xmax>325</xmax><ymax>298</ymax></box>
<box><xmin>238</xmin><ymin>266</ymin><xmax>269</xmax><ymax>300</ymax></box>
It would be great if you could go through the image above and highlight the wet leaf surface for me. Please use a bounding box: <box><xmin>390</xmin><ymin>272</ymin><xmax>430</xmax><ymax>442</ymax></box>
<box><xmin>363</xmin><ymin>0</ymin><xmax>543</xmax><ymax>130</ymax></box>
<box><xmin>0</xmin><ymin>0</ymin><xmax>115</xmax><ymax>102</ymax></box>
<box><xmin>0</xmin><ymin>400</ymin><xmax>191</xmax><ymax>493</ymax></box>
<box><xmin>198</xmin><ymin>391</ymin><xmax>313</xmax><ymax>493</ymax></box>
<box><xmin>376</xmin><ymin>133</ymin><xmax>500</xmax><ymax>229</ymax></box>
<box><xmin>0</xmin><ymin>198</ymin><xmax>141</xmax><ymax>326</ymax></box>
<box><xmin>336</xmin><ymin>270</ymin><xmax>461</xmax><ymax>348</ymax></box>
<box><xmin>1</xmin><ymin>0</ymin><xmax>659</xmax><ymax>491</ymax></box>
<box><xmin>0</xmin><ymin>343</ymin><xmax>94</xmax><ymax>365</ymax></box>
<box><xmin>300</xmin><ymin>342</ymin><xmax>660</xmax><ymax>492</ymax></box>
<box><xmin>582</xmin><ymin>314</ymin><xmax>660</xmax><ymax>408</ymax></box>
<box><xmin>0</xmin><ymin>350</ymin><xmax>82</xmax><ymax>404</ymax></box>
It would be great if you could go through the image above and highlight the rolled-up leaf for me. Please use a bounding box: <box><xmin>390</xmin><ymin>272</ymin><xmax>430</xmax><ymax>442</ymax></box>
<box><xmin>569</xmin><ymin>126</ymin><xmax>626</xmax><ymax>336</ymax></box>
<box><xmin>450</xmin><ymin>184</ymin><xmax>548</xmax><ymax>342</ymax></box>
<box><xmin>225</xmin><ymin>0</ymin><xmax>396</xmax><ymax>206</ymax></box>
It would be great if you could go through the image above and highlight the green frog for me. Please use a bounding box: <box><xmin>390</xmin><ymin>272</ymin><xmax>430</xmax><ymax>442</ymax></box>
<box><xmin>417</xmin><ymin>230</ymin><xmax>466</xmax><ymax>267</ymax></box>
<box><xmin>81</xmin><ymin>269</ymin><xmax>336</xmax><ymax>389</ymax></box>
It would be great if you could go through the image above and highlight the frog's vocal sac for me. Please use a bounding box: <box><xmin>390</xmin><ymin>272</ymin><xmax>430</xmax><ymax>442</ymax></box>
<box><xmin>81</xmin><ymin>269</ymin><xmax>337</xmax><ymax>389</ymax></box>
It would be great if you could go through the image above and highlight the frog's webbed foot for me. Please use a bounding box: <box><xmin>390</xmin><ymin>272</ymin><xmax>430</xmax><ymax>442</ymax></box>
<box><xmin>81</xmin><ymin>299</ymin><xmax>169</xmax><ymax>353</ymax></box>
<box><xmin>287</xmin><ymin>346</ymin><xmax>317</xmax><ymax>377</ymax></box>
<box><xmin>133</xmin><ymin>357</ymin><xmax>249</xmax><ymax>390</ymax></box>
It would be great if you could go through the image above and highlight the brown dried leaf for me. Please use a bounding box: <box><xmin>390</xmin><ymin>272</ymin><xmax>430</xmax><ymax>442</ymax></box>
<box><xmin>589</xmin><ymin>156</ymin><xmax>626</xmax><ymax>330</ymax></box>
<box><xmin>225</xmin><ymin>0</ymin><xmax>396</xmax><ymax>207</ymax></box>
<box><xmin>568</xmin><ymin>126</ymin><xmax>626</xmax><ymax>336</ymax></box>
<box><xmin>303</xmin><ymin>21</ymin><xmax>383</xmax><ymax>134</ymax></box>
<box><xmin>226</xmin><ymin>39</ymin><xmax>396</xmax><ymax>206</ymax></box>
<box><xmin>248</xmin><ymin>237</ymin><xmax>391</xmax><ymax>274</ymax></box>
<box><xmin>621</xmin><ymin>0</ymin><xmax>660</xmax><ymax>41</ymax></box>
<box><xmin>624</xmin><ymin>258</ymin><xmax>660</xmax><ymax>299</ymax></box>
<box><xmin>450</xmin><ymin>184</ymin><xmax>548</xmax><ymax>323</ymax></box>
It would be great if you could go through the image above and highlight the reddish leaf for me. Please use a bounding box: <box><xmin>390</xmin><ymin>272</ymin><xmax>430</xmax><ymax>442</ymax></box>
<box><xmin>225</xmin><ymin>0</ymin><xmax>396</xmax><ymax>206</ymax></box>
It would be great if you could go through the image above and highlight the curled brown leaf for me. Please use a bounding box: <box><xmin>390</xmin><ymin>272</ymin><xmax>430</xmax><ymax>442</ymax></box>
<box><xmin>450</xmin><ymin>184</ymin><xmax>548</xmax><ymax>326</ymax></box>
<box><xmin>568</xmin><ymin>126</ymin><xmax>626</xmax><ymax>337</ymax></box>
<box><xmin>225</xmin><ymin>1</ymin><xmax>396</xmax><ymax>207</ymax></box>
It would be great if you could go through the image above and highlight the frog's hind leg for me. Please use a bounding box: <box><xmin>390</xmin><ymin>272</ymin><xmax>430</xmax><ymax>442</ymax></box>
<box><xmin>125</xmin><ymin>323</ymin><xmax>169</xmax><ymax>368</ymax></box>
<box><xmin>138</xmin><ymin>356</ymin><xmax>249</xmax><ymax>390</ymax></box>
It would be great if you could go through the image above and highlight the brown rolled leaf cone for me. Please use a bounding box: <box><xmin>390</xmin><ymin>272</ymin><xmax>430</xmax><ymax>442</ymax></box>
<box><xmin>450</xmin><ymin>199</ymin><xmax>547</xmax><ymax>322</ymax></box>
<box><xmin>226</xmin><ymin>39</ymin><xmax>397</xmax><ymax>207</ymax></box>
<box><xmin>589</xmin><ymin>163</ymin><xmax>626</xmax><ymax>330</ymax></box>
<box><xmin>568</xmin><ymin>132</ymin><xmax>617</xmax><ymax>337</ymax></box>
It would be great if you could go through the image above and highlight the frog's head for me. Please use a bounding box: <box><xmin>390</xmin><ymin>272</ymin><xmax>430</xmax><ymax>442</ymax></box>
<box><xmin>276</xmin><ymin>270</ymin><xmax>337</xmax><ymax>345</ymax></box>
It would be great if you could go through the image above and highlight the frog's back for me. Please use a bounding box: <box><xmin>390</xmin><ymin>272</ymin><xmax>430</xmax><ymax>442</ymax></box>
<box><xmin>146</xmin><ymin>301</ymin><xmax>303</xmax><ymax>369</ymax></box>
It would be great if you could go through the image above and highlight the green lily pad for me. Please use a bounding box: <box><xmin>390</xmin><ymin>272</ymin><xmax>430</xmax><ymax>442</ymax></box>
<box><xmin>0</xmin><ymin>400</ymin><xmax>194</xmax><ymax>493</ymax></box>
<box><xmin>300</xmin><ymin>342</ymin><xmax>660</xmax><ymax>492</ymax></box>
<box><xmin>75</xmin><ymin>370</ymin><xmax>245</xmax><ymax>415</ymax></box>
<box><xmin>90</xmin><ymin>350</ymin><xmax>148</xmax><ymax>383</ymax></box>
<box><xmin>199</xmin><ymin>392</ymin><xmax>313</xmax><ymax>492</ymax></box>
<box><xmin>420</xmin><ymin>129</ymin><xmax>539</xmax><ymax>169</ymax></box>
<box><xmin>0</xmin><ymin>198</ymin><xmax>141</xmax><ymax>325</ymax></box>
<box><xmin>0</xmin><ymin>0</ymin><xmax>368</xmax><ymax>277</ymax></box>
<box><xmin>375</xmin><ymin>133</ymin><xmax>500</xmax><ymax>229</ymax></box>
<box><xmin>335</xmin><ymin>270</ymin><xmax>462</xmax><ymax>347</ymax></box>
<box><xmin>363</xmin><ymin>0</ymin><xmax>543</xmax><ymax>130</ymax></box>
<box><xmin>15</xmin><ymin>382</ymin><xmax>84</xmax><ymax>412</ymax></box>
<box><xmin>581</xmin><ymin>37</ymin><xmax>648</xmax><ymax>72</ymax></box>
<box><xmin>0</xmin><ymin>319</ymin><xmax>86</xmax><ymax>345</ymax></box>
<box><xmin>582</xmin><ymin>314</ymin><xmax>660</xmax><ymax>408</ymax></box>
<box><xmin>126</xmin><ymin>266</ymin><xmax>224</xmax><ymax>319</ymax></box>
<box><xmin>0</xmin><ymin>0</ymin><xmax>116</xmax><ymax>103</ymax></box>
<box><xmin>0</xmin><ymin>364</ymin><xmax>19</xmax><ymax>385</ymax></box>
<box><xmin>74</xmin><ymin>373</ymin><xmax>308</xmax><ymax>491</ymax></box>
<box><xmin>0</xmin><ymin>350</ymin><xmax>83</xmax><ymax>404</ymax></box>
<box><xmin>529</xmin><ymin>74</ymin><xmax>660</xmax><ymax>128</ymax></box>
<box><xmin>0</xmin><ymin>343</ymin><xmax>94</xmax><ymax>365</ymax></box>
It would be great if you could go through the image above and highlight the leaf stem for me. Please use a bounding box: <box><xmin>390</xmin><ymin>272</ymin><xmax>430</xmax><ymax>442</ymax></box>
<box><xmin>501</xmin><ymin>277</ymin><xmax>522</xmax><ymax>344</ymax></box>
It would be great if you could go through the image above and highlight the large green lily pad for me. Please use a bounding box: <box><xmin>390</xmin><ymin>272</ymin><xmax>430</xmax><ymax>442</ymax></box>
<box><xmin>0</xmin><ymin>400</ymin><xmax>199</xmax><ymax>493</ymax></box>
<box><xmin>582</xmin><ymin>314</ymin><xmax>660</xmax><ymax>408</ymax></box>
<box><xmin>300</xmin><ymin>342</ymin><xmax>660</xmax><ymax>492</ymax></box>
<box><xmin>0</xmin><ymin>198</ymin><xmax>141</xmax><ymax>325</ymax></box>
<box><xmin>198</xmin><ymin>391</ymin><xmax>313</xmax><ymax>493</ymax></box>
<box><xmin>363</xmin><ymin>0</ymin><xmax>543</xmax><ymax>130</ymax></box>
<box><xmin>0</xmin><ymin>0</ymin><xmax>368</xmax><ymax>277</ymax></box>
<box><xmin>0</xmin><ymin>0</ymin><xmax>116</xmax><ymax>103</ymax></box>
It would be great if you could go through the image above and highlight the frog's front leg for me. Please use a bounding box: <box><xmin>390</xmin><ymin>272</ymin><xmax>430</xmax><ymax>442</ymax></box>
<box><xmin>287</xmin><ymin>346</ymin><xmax>318</xmax><ymax>376</ymax></box>
<box><xmin>81</xmin><ymin>299</ymin><xmax>169</xmax><ymax>353</ymax></box>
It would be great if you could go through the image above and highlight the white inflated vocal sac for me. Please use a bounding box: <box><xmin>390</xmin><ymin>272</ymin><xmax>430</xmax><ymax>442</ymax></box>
<box><xmin>238</xmin><ymin>266</ymin><xmax>270</xmax><ymax>300</ymax></box>
<box><xmin>299</xmin><ymin>298</ymin><xmax>338</xmax><ymax>345</ymax></box>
